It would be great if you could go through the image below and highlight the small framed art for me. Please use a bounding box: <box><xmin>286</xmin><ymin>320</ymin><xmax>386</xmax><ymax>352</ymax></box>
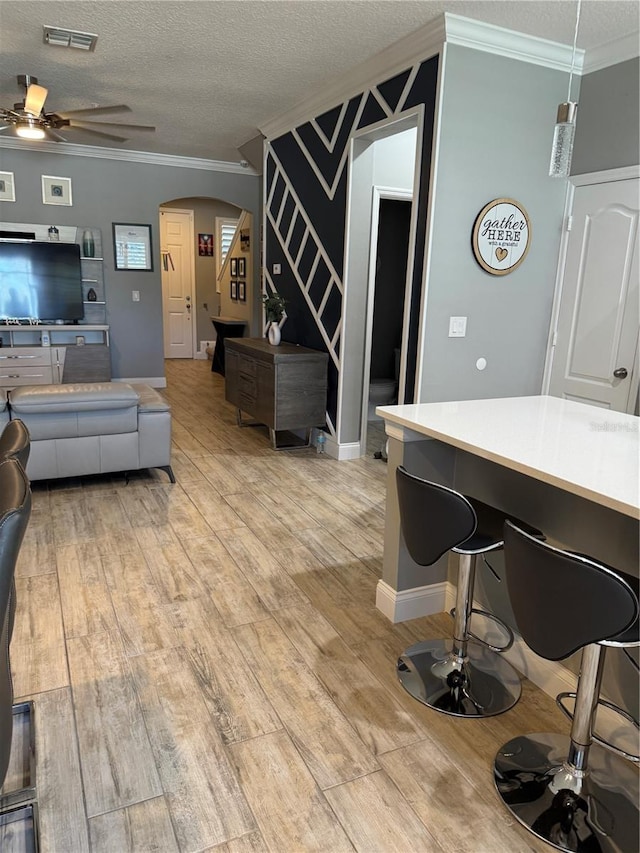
<box><xmin>230</xmin><ymin>280</ymin><xmax>238</xmax><ymax>300</ymax></box>
<box><xmin>230</xmin><ymin>257</ymin><xmax>237</xmax><ymax>277</ymax></box>
<box><xmin>198</xmin><ymin>233</ymin><xmax>213</xmax><ymax>256</ymax></box>
<box><xmin>0</xmin><ymin>171</ymin><xmax>16</xmax><ymax>202</ymax></box>
<box><xmin>113</xmin><ymin>223</ymin><xmax>154</xmax><ymax>271</ymax></box>
<box><xmin>42</xmin><ymin>175</ymin><xmax>72</xmax><ymax>206</ymax></box>
<box><xmin>237</xmin><ymin>257</ymin><xmax>246</xmax><ymax>277</ymax></box>
<box><xmin>238</xmin><ymin>281</ymin><xmax>246</xmax><ymax>302</ymax></box>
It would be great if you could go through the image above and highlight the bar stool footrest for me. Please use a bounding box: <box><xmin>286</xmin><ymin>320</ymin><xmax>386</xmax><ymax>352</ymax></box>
<box><xmin>556</xmin><ymin>691</ymin><xmax>640</xmax><ymax>763</ymax></box>
<box><xmin>449</xmin><ymin>607</ymin><xmax>515</xmax><ymax>653</ymax></box>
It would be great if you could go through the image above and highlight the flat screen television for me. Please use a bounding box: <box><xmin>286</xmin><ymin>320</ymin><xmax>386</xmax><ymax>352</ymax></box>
<box><xmin>0</xmin><ymin>240</ymin><xmax>84</xmax><ymax>323</ymax></box>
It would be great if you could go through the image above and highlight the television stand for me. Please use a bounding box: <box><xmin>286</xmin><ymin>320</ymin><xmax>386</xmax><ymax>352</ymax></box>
<box><xmin>0</xmin><ymin>324</ymin><xmax>110</xmax><ymax>387</ymax></box>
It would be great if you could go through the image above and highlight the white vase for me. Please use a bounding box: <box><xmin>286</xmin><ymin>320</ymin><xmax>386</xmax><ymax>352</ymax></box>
<box><xmin>268</xmin><ymin>321</ymin><xmax>281</xmax><ymax>346</ymax></box>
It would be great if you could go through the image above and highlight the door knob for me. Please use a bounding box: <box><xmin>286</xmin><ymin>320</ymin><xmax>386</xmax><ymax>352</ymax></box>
<box><xmin>613</xmin><ymin>368</ymin><xmax>628</xmax><ymax>379</ymax></box>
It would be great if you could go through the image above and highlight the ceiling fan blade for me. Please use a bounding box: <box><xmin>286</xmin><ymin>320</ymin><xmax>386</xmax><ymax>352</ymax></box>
<box><xmin>69</xmin><ymin>119</ymin><xmax>155</xmax><ymax>133</ymax></box>
<box><xmin>24</xmin><ymin>83</ymin><xmax>48</xmax><ymax>116</ymax></box>
<box><xmin>56</xmin><ymin>104</ymin><xmax>132</xmax><ymax>119</ymax></box>
<box><xmin>44</xmin><ymin>127</ymin><xmax>67</xmax><ymax>142</ymax></box>
<box><xmin>67</xmin><ymin>124</ymin><xmax>128</xmax><ymax>142</ymax></box>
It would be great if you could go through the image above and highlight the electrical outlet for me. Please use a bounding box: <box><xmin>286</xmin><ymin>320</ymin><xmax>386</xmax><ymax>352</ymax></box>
<box><xmin>273</xmin><ymin>263</ymin><xmax>281</xmax><ymax>275</ymax></box>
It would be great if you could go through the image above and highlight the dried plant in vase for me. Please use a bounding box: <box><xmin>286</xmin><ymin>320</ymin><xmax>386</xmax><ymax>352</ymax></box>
<box><xmin>262</xmin><ymin>292</ymin><xmax>286</xmax><ymax>345</ymax></box>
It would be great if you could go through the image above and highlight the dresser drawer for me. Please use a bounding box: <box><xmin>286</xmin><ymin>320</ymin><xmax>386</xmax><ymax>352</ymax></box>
<box><xmin>0</xmin><ymin>366</ymin><xmax>54</xmax><ymax>385</ymax></box>
<box><xmin>238</xmin><ymin>373</ymin><xmax>257</xmax><ymax>400</ymax></box>
<box><xmin>238</xmin><ymin>355</ymin><xmax>258</xmax><ymax>378</ymax></box>
<box><xmin>0</xmin><ymin>348</ymin><xmax>52</xmax><ymax>367</ymax></box>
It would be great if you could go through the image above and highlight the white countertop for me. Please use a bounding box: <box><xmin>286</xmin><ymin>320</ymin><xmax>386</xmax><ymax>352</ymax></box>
<box><xmin>377</xmin><ymin>396</ymin><xmax>640</xmax><ymax>519</ymax></box>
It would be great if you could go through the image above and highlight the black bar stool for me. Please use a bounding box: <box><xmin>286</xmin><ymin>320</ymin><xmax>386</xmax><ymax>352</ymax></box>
<box><xmin>495</xmin><ymin>521</ymin><xmax>639</xmax><ymax>853</ymax></box>
<box><xmin>395</xmin><ymin>466</ymin><xmax>543</xmax><ymax>718</ymax></box>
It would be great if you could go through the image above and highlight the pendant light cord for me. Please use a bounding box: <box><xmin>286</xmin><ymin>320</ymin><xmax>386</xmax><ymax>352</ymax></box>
<box><xmin>567</xmin><ymin>0</ymin><xmax>582</xmax><ymax>101</ymax></box>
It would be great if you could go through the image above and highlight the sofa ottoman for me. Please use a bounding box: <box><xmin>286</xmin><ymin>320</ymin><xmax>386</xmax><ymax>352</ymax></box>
<box><xmin>8</xmin><ymin>382</ymin><xmax>174</xmax><ymax>482</ymax></box>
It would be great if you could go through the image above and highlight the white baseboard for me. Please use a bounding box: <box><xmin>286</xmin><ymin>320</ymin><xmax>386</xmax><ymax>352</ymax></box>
<box><xmin>114</xmin><ymin>377</ymin><xmax>167</xmax><ymax>388</ymax></box>
<box><xmin>383</xmin><ymin>580</ymin><xmax>636</xmax><ymax>750</ymax></box>
<box><xmin>326</xmin><ymin>437</ymin><xmax>362</xmax><ymax>460</ymax></box>
<box><xmin>376</xmin><ymin>579</ymin><xmax>448</xmax><ymax>622</ymax></box>
<box><xmin>194</xmin><ymin>351</ymin><xmax>207</xmax><ymax>360</ymax></box>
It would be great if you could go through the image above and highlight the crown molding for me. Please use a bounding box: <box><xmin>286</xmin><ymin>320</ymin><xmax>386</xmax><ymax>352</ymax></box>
<box><xmin>583</xmin><ymin>32</ymin><xmax>640</xmax><ymax>74</ymax></box>
<box><xmin>443</xmin><ymin>13</ymin><xmax>584</xmax><ymax>73</ymax></box>
<box><xmin>0</xmin><ymin>136</ymin><xmax>258</xmax><ymax>175</ymax></box>
<box><xmin>260</xmin><ymin>13</ymin><xmax>589</xmax><ymax>142</ymax></box>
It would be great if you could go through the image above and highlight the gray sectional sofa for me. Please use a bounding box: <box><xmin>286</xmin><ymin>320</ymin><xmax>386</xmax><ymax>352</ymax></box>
<box><xmin>1</xmin><ymin>382</ymin><xmax>174</xmax><ymax>482</ymax></box>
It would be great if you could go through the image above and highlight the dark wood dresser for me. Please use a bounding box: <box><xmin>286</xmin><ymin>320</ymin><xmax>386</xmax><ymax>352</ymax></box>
<box><xmin>224</xmin><ymin>337</ymin><xmax>328</xmax><ymax>449</ymax></box>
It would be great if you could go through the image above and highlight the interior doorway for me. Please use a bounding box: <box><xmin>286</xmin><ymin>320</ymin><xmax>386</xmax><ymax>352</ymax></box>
<box><xmin>341</xmin><ymin>111</ymin><xmax>420</xmax><ymax>457</ymax></box>
<box><xmin>362</xmin><ymin>192</ymin><xmax>412</xmax><ymax>455</ymax></box>
<box><xmin>160</xmin><ymin>208</ymin><xmax>195</xmax><ymax>358</ymax></box>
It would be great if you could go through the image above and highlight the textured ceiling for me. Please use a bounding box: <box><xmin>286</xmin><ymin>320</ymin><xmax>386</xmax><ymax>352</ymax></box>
<box><xmin>0</xmin><ymin>0</ymin><xmax>638</xmax><ymax>163</ymax></box>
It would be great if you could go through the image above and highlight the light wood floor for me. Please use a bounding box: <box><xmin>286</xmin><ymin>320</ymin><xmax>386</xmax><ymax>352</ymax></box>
<box><xmin>2</xmin><ymin>359</ymin><xmax>567</xmax><ymax>853</ymax></box>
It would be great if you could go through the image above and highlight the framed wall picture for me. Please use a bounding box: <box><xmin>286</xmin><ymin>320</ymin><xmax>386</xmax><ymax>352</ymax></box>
<box><xmin>113</xmin><ymin>223</ymin><xmax>153</xmax><ymax>271</ymax></box>
<box><xmin>0</xmin><ymin>171</ymin><xmax>16</xmax><ymax>202</ymax></box>
<box><xmin>237</xmin><ymin>257</ymin><xmax>246</xmax><ymax>277</ymax></box>
<box><xmin>471</xmin><ymin>198</ymin><xmax>531</xmax><ymax>276</ymax></box>
<box><xmin>230</xmin><ymin>280</ymin><xmax>238</xmax><ymax>300</ymax></box>
<box><xmin>240</xmin><ymin>228</ymin><xmax>250</xmax><ymax>251</ymax></box>
<box><xmin>230</xmin><ymin>257</ymin><xmax>237</xmax><ymax>277</ymax></box>
<box><xmin>42</xmin><ymin>175</ymin><xmax>72</xmax><ymax>206</ymax></box>
<box><xmin>238</xmin><ymin>281</ymin><xmax>246</xmax><ymax>302</ymax></box>
<box><xmin>198</xmin><ymin>233</ymin><xmax>213</xmax><ymax>256</ymax></box>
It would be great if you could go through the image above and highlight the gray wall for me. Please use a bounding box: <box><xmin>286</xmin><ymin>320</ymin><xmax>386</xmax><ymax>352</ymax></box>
<box><xmin>0</xmin><ymin>146</ymin><xmax>260</xmax><ymax>381</ymax></box>
<box><xmin>420</xmin><ymin>45</ymin><xmax>570</xmax><ymax>403</ymax></box>
<box><xmin>572</xmin><ymin>57</ymin><xmax>640</xmax><ymax>175</ymax></box>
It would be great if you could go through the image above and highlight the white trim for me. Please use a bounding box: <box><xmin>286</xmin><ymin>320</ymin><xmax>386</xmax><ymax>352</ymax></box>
<box><xmin>325</xmin><ymin>436</ymin><xmax>361</xmax><ymax>460</ymax></box>
<box><xmin>0</xmin><ymin>136</ymin><xmax>256</xmax><ymax>175</ymax></box>
<box><xmin>444</xmin><ymin>13</ymin><xmax>584</xmax><ymax>73</ymax></box>
<box><xmin>260</xmin><ymin>14</ymin><xmax>586</xmax><ymax>144</ymax></box>
<box><xmin>584</xmin><ymin>33</ymin><xmax>640</xmax><ymax>74</ymax></box>
<box><xmin>571</xmin><ymin>165</ymin><xmax>640</xmax><ymax>186</ymax></box>
<box><xmin>360</xmin><ymin>186</ymin><xmax>414</xmax><ymax>449</ymax></box>
<box><xmin>376</xmin><ymin>578</ymin><xmax>448</xmax><ymax>622</ymax></box>
<box><xmin>113</xmin><ymin>377</ymin><xmax>166</xmax><ymax>388</ymax></box>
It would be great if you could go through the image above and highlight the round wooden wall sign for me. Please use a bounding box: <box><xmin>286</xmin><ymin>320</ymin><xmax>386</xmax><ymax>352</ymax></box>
<box><xmin>472</xmin><ymin>198</ymin><xmax>531</xmax><ymax>275</ymax></box>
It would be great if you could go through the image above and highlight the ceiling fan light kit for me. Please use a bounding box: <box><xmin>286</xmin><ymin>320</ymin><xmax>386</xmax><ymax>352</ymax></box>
<box><xmin>0</xmin><ymin>74</ymin><xmax>155</xmax><ymax>145</ymax></box>
<box><xmin>15</xmin><ymin>118</ymin><xmax>45</xmax><ymax>140</ymax></box>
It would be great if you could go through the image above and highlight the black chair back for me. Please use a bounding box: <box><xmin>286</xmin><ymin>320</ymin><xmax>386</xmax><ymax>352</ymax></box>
<box><xmin>0</xmin><ymin>458</ymin><xmax>32</xmax><ymax>788</ymax></box>
<box><xmin>503</xmin><ymin>521</ymin><xmax>638</xmax><ymax>661</ymax></box>
<box><xmin>396</xmin><ymin>466</ymin><xmax>476</xmax><ymax>566</ymax></box>
<box><xmin>0</xmin><ymin>419</ymin><xmax>30</xmax><ymax>469</ymax></box>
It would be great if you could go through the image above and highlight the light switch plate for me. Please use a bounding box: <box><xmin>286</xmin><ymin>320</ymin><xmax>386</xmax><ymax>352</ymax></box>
<box><xmin>449</xmin><ymin>316</ymin><xmax>467</xmax><ymax>337</ymax></box>
<box><xmin>132</xmin><ymin>291</ymin><xmax>140</xmax><ymax>302</ymax></box>
<box><xmin>273</xmin><ymin>263</ymin><xmax>281</xmax><ymax>274</ymax></box>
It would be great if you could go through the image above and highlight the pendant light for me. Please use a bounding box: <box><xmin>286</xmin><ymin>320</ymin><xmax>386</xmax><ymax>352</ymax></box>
<box><xmin>549</xmin><ymin>0</ymin><xmax>582</xmax><ymax>177</ymax></box>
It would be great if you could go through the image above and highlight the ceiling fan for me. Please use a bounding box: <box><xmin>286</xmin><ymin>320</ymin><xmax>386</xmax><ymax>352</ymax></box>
<box><xmin>0</xmin><ymin>74</ymin><xmax>155</xmax><ymax>143</ymax></box>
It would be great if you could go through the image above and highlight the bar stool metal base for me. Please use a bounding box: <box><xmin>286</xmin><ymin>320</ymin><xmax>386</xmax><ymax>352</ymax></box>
<box><xmin>397</xmin><ymin>639</ymin><xmax>521</xmax><ymax>717</ymax></box>
<box><xmin>494</xmin><ymin>733</ymin><xmax>640</xmax><ymax>853</ymax></box>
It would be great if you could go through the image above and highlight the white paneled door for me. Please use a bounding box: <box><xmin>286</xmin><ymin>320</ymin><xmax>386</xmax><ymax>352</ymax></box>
<box><xmin>160</xmin><ymin>208</ymin><xmax>195</xmax><ymax>358</ymax></box>
<box><xmin>548</xmin><ymin>177</ymin><xmax>639</xmax><ymax>411</ymax></box>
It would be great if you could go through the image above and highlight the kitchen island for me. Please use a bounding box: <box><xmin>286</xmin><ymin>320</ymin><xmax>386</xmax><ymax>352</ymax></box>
<box><xmin>376</xmin><ymin>395</ymin><xmax>639</xmax><ymax>710</ymax></box>
<box><xmin>376</xmin><ymin>396</ymin><xmax>640</xmax><ymax>618</ymax></box>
